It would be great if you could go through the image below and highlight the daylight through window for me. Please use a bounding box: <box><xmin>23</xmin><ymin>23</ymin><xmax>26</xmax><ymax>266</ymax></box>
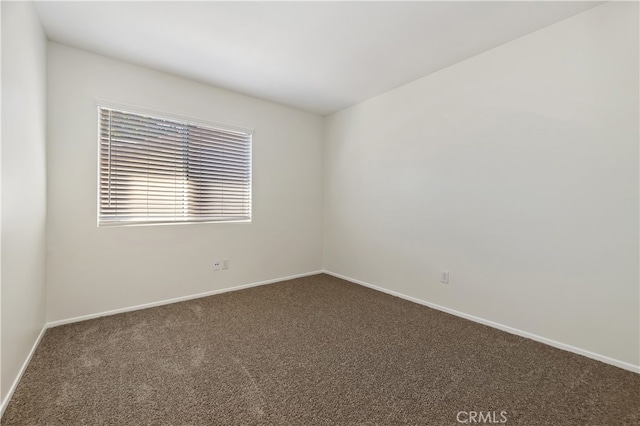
<box><xmin>98</xmin><ymin>107</ymin><xmax>252</xmax><ymax>225</ymax></box>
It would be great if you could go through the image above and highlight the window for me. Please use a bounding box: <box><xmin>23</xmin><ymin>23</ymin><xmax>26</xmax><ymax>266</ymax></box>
<box><xmin>98</xmin><ymin>106</ymin><xmax>252</xmax><ymax>226</ymax></box>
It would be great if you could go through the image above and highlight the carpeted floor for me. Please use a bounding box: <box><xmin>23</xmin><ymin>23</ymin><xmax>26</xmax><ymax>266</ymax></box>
<box><xmin>2</xmin><ymin>274</ymin><xmax>639</xmax><ymax>425</ymax></box>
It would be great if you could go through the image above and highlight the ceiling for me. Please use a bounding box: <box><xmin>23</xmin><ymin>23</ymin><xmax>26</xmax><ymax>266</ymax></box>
<box><xmin>34</xmin><ymin>1</ymin><xmax>602</xmax><ymax>116</ymax></box>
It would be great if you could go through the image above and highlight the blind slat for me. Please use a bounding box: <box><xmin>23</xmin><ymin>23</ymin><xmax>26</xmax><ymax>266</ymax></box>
<box><xmin>99</xmin><ymin>107</ymin><xmax>252</xmax><ymax>225</ymax></box>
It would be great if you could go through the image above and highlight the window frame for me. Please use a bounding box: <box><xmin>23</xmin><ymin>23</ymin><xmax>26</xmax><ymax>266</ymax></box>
<box><xmin>96</xmin><ymin>101</ymin><xmax>253</xmax><ymax>227</ymax></box>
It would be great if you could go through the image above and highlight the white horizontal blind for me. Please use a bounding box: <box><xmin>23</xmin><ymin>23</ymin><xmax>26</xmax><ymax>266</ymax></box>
<box><xmin>99</xmin><ymin>107</ymin><xmax>251</xmax><ymax>225</ymax></box>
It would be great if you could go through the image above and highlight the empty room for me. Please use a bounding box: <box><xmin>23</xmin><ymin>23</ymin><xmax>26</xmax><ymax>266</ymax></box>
<box><xmin>1</xmin><ymin>1</ymin><xmax>638</xmax><ymax>424</ymax></box>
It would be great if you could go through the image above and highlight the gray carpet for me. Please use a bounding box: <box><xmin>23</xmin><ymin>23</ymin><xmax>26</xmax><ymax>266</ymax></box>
<box><xmin>2</xmin><ymin>274</ymin><xmax>639</xmax><ymax>425</ymax></box>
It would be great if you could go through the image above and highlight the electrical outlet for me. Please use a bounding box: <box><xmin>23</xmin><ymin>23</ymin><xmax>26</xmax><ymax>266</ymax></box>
<box><xmin>222</xmin><ymin>259</ymin><xmax>229</xmax><ymax>270</ymax></box>
<box><xmin>213</xmin><ymin>260</ymin><xmax>221</xmax><ymax>271</ymax></box>
<box><xmin>441</xmin><ymin>270</ymin><xmax>450</xmax><ymax>284</ymax></box>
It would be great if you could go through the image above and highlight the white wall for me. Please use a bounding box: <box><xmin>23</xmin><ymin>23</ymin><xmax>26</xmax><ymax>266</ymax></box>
<box><xmin>46</xmin><ymin>43</ymin><xmax>324</xmax><ymax>322</ymax></box>
<box><xmin>1</xmin><ymin>1</ymin><xmax>48</xmax><ymax>402</ymax></box>
<box><xmin>324</xmin><ymin>2</ymin><xmax>639</xmax><ymax>367</ymax></box>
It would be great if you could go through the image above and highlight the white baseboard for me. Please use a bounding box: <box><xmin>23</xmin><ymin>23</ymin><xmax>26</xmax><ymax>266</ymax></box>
<box><xmin>46</xmin><ymin>270</ymin><xmax>324</xmax><ymax>328</ymax></box>
<box><xmin>1</xmin><ymin>325</ymin><xmax>47</xmax><ymax>418</ymax></box>
<box><xmin>323</xmin><ymin>270</ymin><xmax>640</xmax><ymax>374</ymax></box>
